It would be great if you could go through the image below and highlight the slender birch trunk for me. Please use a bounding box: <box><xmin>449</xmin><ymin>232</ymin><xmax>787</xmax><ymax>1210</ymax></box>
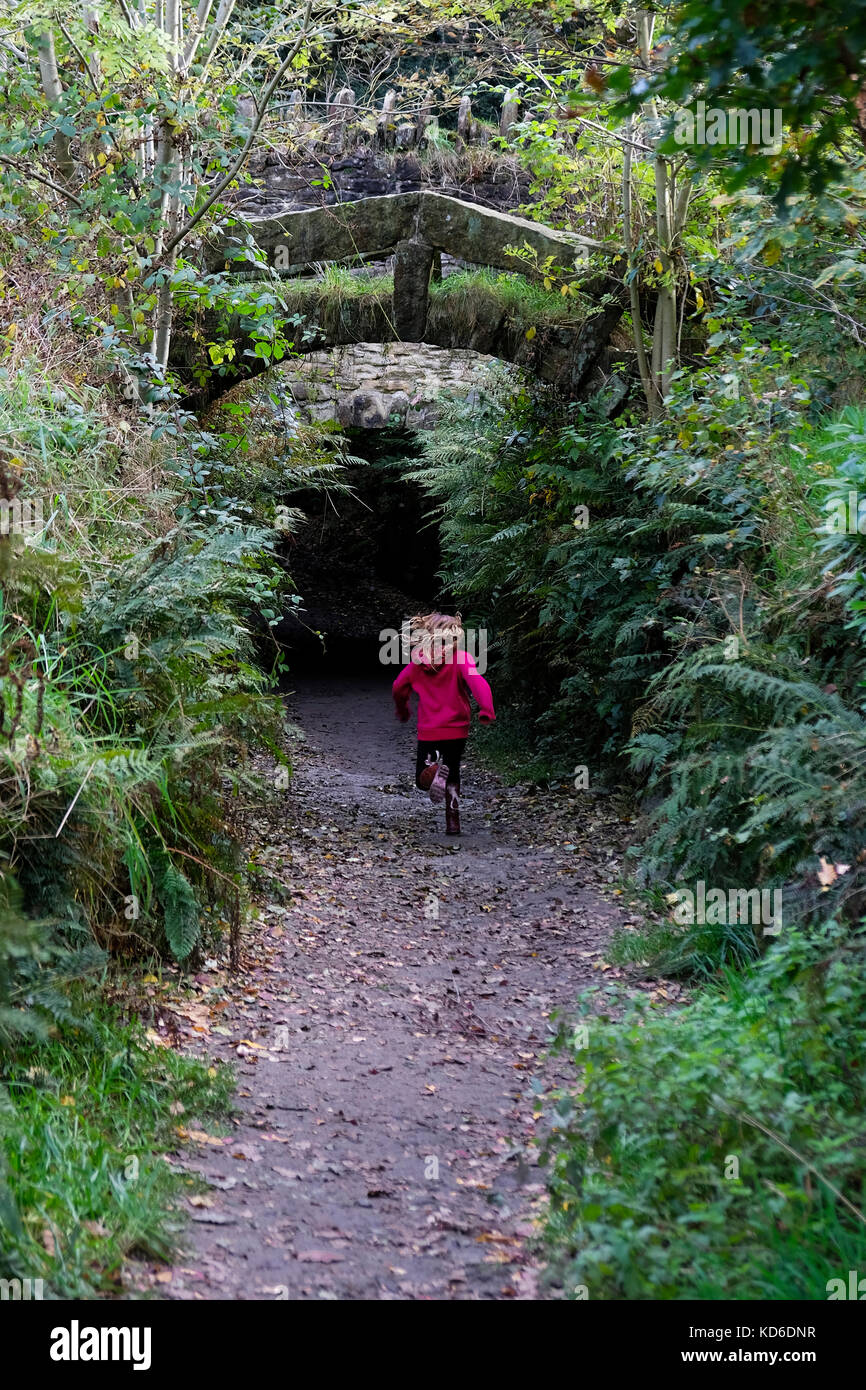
<box><xmin>34</xmin><ymin>30</ymin><xmax>75</xmax><ymax>182</ymax></box>
<box><xmin>630</xmin><ymin>9</ymin><xmax>692</xmax><ymax>411</ymax></box>
<box><xmin>622</xmin><ymin>115</ymin><xmax>656</xmax><ymax>416</ymax></box>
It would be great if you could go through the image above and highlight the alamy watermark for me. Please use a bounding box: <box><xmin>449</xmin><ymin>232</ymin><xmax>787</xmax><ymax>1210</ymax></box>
<box><xmin>826</xmin><ymin>1270</ymin><xmax>866</xmax><ymax>1299</ymax></box>
<box><xmin>49</xmin><ymin>1323</ymin><xmax>152</xmax><ymax>1370</ymax></box>
<box><xmin>379</xmin><ymin>621</ymin><xmax>488</xmax><ymax>674</ymax></box>
<box><xmin>823</xmin><ymin>491</ymin><xmax>866</xmax><ymax>534</ymax></box>
<box><xmin>0</xmin><ymin>1276</ymin><xmax>44</xmax><ymax>1299</ymax></box>
<box><xmin>0</xmin><ymin>497</ymin><xmax>44</xmax><ymax>535</ymax></box>
<box><xmin>673</xmin><ymin>102</ymin><xmax>783</xmax><ymax>155</ymax></box>
<box><xmin>670</xmin><ymin>880</ymin><xmax>782</xmax><ymax>936</ymax></box>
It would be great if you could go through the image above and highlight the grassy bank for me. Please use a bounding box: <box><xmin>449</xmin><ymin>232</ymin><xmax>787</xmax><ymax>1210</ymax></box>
<box><xmin>1</xmin><ymin>996</ymin><xmax>232</xmax><ymax>1296</ymax></box>
<box><xmin>0</xmin><ymin>326</ymin><xmax>340</xmax><ymax>1289</ymax></box>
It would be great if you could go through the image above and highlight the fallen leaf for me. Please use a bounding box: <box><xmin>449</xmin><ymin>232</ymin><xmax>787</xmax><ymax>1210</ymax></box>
<box><xmin>817</xmin><ymin>855</ymin><xmax>837</xmax><ymax>889</ymax></box>
<box><xmin>184</xmin><ymin>1128</ymin><xmax>226</xmax><ymax>1147</ymax></box>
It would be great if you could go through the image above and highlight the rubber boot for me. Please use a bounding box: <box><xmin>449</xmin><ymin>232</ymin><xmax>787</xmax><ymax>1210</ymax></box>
<box><xmin>445</xmin><ymin>785</ymin><xmax>461</xmax><ymax>835</ymax></box>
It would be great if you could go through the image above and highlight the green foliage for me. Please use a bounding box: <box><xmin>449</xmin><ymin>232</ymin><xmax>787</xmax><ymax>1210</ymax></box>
<box><xmin>0</xmin><ymin>357</ymin><xmax>354</xmax><ymax>969</ymax></box>
<box><xmin>408</xmin><ymin>349</ymin><xmax>769</xmax><ymax>764</ymax></box>
<box><xmin>0</xmin><ymin>874</ymin><xmax>105</xmax><ymax>1047</ymax></box>
<box><xmin>607</xmin><ymin>0</ymin><xmax>866</xmax><ymax>202</ymax></box>
<box><xmin>417</xmin><ymin>228</ymin><xmax>866</xmax><ymax>974</ymax></box>
<box><xmin>0</xmin><ymin>998</ymin><xmax>232</xmax><ymax>1294</ymax></box>
<box><xmin>2</xmin><ymin>0</ymin><xmax>866</xmax><ymax>1307</ymax></box>
<box><xmin>153</xmin><ymin>856</ymin><xmax>200</xmax><ymax>962</ymax></box>
<box><xmin>2</xmin><ymin>511</ymin><xmax>286</xmax><ymax>964</ymax></box>
<box><xmin>620</xmin><ymin>658</ymin><xmax>866</xmax><ymax>974</ymax></box>
<box><xmin>429</xmin><ymin>267</ymin><xmax>589</xmax><ymax>327</ymax></box>
<box><xmin>541</xmin><ymin>920</ymin><xmax>866</xmax><ymax>1300</ymax></box>
<box><xmin>815</xmin><ymin>406</ymin><xmax>866</xmax><ymax>638</ymax></box>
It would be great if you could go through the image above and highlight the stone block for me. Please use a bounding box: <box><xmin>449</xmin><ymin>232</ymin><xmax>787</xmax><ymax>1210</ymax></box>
<box><xmin>393</xmin><ymin>238</ymin><xmax>434</xmax><ymax>340</ymax></box>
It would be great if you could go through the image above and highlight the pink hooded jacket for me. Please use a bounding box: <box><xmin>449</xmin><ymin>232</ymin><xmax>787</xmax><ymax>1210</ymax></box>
<box><xmin>393</xmin><ymin>648</ymin><xmax>496</xmax><ymax>741</ymax></box>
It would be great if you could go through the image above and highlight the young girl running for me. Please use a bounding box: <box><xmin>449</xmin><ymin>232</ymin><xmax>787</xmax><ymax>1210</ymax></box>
<box><xmin>392</xmin><ymin>612</ymin><xmax>495</xmax><ymax>835</ymax></box>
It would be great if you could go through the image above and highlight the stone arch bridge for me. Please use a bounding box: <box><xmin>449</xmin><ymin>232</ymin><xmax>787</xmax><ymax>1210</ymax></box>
<box><xmin>178</xmin><ymin>192</ymin><xmax>627</xmax><ymax>412</ymax></box>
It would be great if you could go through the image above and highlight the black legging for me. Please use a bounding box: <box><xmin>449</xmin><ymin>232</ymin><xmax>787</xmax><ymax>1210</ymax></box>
<box><xmin>415</xmin><ymin>738</ymin><xmax>466</xmax><ymax>791</ymax></box>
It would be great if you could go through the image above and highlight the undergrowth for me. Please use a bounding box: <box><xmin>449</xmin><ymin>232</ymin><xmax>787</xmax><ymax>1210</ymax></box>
<box><xmin>0</xmin><ymin>332</ymin><xmax>343</xmax><ymax>1290</ymax></box>
<box><xmin>541</xmin><ymin>920</ymin><xmax>866</xmax><ymax>1300</ymax></box>
<box><xmin>0</xmin><ymin>993</ymin><xmax>232</xmax><ymax>1296</ymax></box>
<box><xmin>411</xmin><ymin>186</ymin><xmax>866</xmax><ymax>1298</ymax></box>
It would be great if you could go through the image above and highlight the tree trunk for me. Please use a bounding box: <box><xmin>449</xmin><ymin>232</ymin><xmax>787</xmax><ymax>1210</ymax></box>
<box><xmin>652</xmin><ymin>152</ymin><xmax>677</xmax><ymax>403</ymax></box>
<box><xmin>34</xmin><ymin>31</ymin><xmax>75</xmax><ymax>182</ymax></box>
<box><xmin>622</xmin><ymin>116</ymin><xmax>657</xmax><ymax>416</ymax></box>
<box><xmin>633</xmin><ymin>7</ymin><xmax>686</xmax><ymax>410</ymax></box>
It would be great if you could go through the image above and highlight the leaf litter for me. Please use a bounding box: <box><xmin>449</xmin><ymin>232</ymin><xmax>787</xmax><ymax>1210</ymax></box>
<box><xmin>126</xmin><ymin>676</ymin><xmax>679</xmax><ymax>1300</ymax></box>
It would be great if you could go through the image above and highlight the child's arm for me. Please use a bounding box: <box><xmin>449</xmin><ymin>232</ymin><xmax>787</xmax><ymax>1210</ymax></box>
<box><xmin>461</xmin><ymin>652</ymin><xmax>496</xmax><ymax>723</ymax></box>
<box><xmin>392</xmin><ymin>664</ymin><xmax>414</xmax><ymax>722</ymax></box>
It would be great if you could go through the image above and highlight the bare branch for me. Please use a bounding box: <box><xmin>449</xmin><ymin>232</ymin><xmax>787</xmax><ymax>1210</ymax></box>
<box><xmin>0</xmin><ymin>153</ymin><xmax>84</xmax><ymax>208</ymax></box>
<box><xmin>0</xmin><ymin>38</ymin><xmax>27</xmax><ymax>62</ymax></box>
<box><xmin>162</xmin><ymin>0</ymin><xmax>316</xmax><ymax>258</ymax></box>
<box><xmin>115</xmin><ymin>0</ymin><xmax>138</xmax><ymax>29</ymax></box>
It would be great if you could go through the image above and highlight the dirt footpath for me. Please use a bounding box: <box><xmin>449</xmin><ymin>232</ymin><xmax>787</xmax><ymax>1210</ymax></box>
<box><xmin>144</xmin><ymin>676</ymin><xmax>635</xmax><ymax>1300</ymax></box>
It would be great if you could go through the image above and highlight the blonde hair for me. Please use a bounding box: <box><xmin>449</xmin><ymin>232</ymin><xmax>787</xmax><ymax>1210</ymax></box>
<box><xmin>408</xmin><ymin>611</ymin><xmax>464</xmax><ymax>666</ymax></box>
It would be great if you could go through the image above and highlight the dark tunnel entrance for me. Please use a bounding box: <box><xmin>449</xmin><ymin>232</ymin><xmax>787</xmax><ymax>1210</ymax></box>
<box><xmin>275</xmin><ymin>426</ymin><xmax>450</xmax><ymax>676</ymax></box>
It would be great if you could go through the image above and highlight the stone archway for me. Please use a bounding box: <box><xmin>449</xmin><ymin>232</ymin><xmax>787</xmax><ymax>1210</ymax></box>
<box><xmin>284</xmin><ymin>342</ymin><xmax>500</xmax><ymax>428</ymax></box>
<box><xmin>178</xmin><ymin>192</ymin><xmax>626</xmax><ymax>408</ymax></box>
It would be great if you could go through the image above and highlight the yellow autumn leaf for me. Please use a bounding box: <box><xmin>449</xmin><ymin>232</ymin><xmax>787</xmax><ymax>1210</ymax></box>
<box><xmin>695</xmin><ymin>289</ymin><xmax>705</xmax><ymax>310</ymax></box>
<box><xmin>185</xmin><ymin>1128</ymin><xmax>225</xmax><ymax>1146</ymax></box>
<box><xmin>653</xmin><ymin>258</ymin><xmax>663</xmax><ymax>274</ymax></box>
<box><xmin>525</xmin><ymin>325</ymin><xmax>536</xmax><ymax>340</ymax></box>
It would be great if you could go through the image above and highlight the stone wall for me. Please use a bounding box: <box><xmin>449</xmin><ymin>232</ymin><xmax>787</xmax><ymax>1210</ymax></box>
<box><xmin>177</xmin><ymin>267</ymin><xmax>626</xmax><ymax>411</ymax></box>
<box><xmin>284</xmin><ymin>342</ymin><xmax>501</xmax><ymax>428</ymax></box>
<box><xmin>239</xmin><ymin>148</ymin><xmax>531</xmax><ymax>220</ymax></box>
<box><xmin>260</xmin><ymin>87</ymin><xmax>524</xmax><ymax>158</ymax></box>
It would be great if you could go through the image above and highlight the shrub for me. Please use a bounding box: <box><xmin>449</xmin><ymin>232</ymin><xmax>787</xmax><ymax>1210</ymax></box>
<box><xmin>540</xmin><ymin>920</ymin><xmax>866</xmax><ymax>1300</ymax></box>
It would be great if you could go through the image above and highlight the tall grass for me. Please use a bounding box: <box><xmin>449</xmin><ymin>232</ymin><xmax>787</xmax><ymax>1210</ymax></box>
<box><xmin>430</xmin><ymin>267</ymin><xmax>588</xmax><ymax>327</ymax></box>
<box><xmin>0</xmin><ymin>349</ymin><xmax>291</xmax><ymax>1290</ymax></box>
<box><xmin>1</xmin><ymin>998</ymin><xmax>232</xmax><ymax>1295</ymax></box>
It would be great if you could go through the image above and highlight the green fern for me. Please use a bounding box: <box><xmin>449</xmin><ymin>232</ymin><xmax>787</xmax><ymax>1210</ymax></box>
<box><xmin>154</xmin><ymin>856</ymin><xmax>201</xmax><ymax>962</ymax></box>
